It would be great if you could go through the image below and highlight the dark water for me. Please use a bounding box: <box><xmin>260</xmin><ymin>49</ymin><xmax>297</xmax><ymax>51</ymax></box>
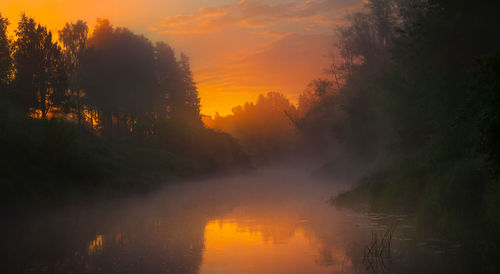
<box><xmin>1</xmin><ymin>169</ymin><xmax>460</xmax><ymax>273</ymax></box>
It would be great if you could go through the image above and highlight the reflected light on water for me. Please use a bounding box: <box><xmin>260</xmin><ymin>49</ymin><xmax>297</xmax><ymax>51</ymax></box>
<box><xmin>200</xmin><ymin>218</ymin><xmax>350</xmax><ymax>274</ymax></box>
<box><xmin>88</xmin><ymin>234</ymin><xmax>103</xmax><ymax>255</ymax></box>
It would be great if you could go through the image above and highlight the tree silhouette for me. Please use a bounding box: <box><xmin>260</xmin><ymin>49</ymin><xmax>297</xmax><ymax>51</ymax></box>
<box><xmin>80</xmin><ymin>19</ymin><xmax>159</xmax><ymax>135</ymax></box>
<box><xmin>59</xmin><ymin>20</ymin><xmax>88</xmax><ymax>126</ymax></box>
<box><xmin>177</xmin><ymin>53</ymin><xmax>201</xmax><ymax>126</ymax></box>
<box><xmin>154</xmin><ymin>43</ymin><xmax>201</xmax><ymax>126</ymax></box>
<box><xmin>0</xmin><ymin>13</ymin><xmax>11</xmax><ymax>93</ymax></box>
<box><xmin>154</xmin><ymin>42</ymin><xmax>181</xmax><ymax>118</ymax></box>
<box><xmin>13</xmin><ymin>14</ymin><xmax>67</xmax><ymax>119</ymax></box>
<box><xmin>207</xmin><ymin>92</ymin><xmax>297</xmax><ymax>163</ymax></box>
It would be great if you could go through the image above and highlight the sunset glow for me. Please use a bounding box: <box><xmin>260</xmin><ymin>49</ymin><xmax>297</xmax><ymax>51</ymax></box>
<box><xmin>2</xmin><ymin>0</ymin><xmax>363</xmax><ymax>115</ymax></box>
<box><xmin>4</xmin><ymin>1</ymin><xmax>499</xmax><ymax>273</ymax></box>
<box><xmin>200</xmin><ymin>218</ymin><xmax>349</xmax><ymax>273</ymax></box>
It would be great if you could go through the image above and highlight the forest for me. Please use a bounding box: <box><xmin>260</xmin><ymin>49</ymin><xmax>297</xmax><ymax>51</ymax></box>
<box><xmin>309</xmin><ymin>0</ymin><xmax>500</xmax><ymax>270</ymax></box>
<box><xmin>0</xmin><ymin>15</ymin><xmax>249</xmax><ymax>208</ymax></box>
<box><xmin>2</xmin><ymin>0</ymin><xmax>500</xmax><ymax>272</ymax></box>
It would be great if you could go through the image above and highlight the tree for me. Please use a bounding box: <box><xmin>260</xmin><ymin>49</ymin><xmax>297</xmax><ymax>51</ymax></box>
<box><xmin>0</xmin><ymin>13</ymin><xmax>11</xmax><ymax>93</ymax></box>
<box><xmin>206</xmin><ymin>92</ymin><xmax>297</xmax><ymax>163</ymax></box>
<box><xmin>367</xmin><ymin>0</ymin><xmax>395</xmax><ymax>49</ymax></box>
<box><xmin>80</xmin><ymin>19</ymin><xmax>159</xmax><ymax>135</ymax></box>
<box><xmin>288</xmin><ymin>0</ymin><xmax>405</xmax><ymax>165</ymax></box>
<box><xmin>154</xmin><ymin>41</ymin><xmax>181</xmax><ymax>118</ymax></box>
<box><xmin>59</xmin><ymin>20</ymin><xmax>88</xmax><ymax>126</ymax></box>
<box><xmin>154</xmin><ymin>44</ymin><xmax>201</xmax><ymax>126</ymax></box>
<box><xmin>12</xmin><ymin>14</ymin><xmax>67</xmax><ymax>119</ymax></box>
<box><xmin>177</xmin><ymin>53</ymin><xmax>201</xmax><ymax>125</ymax></box>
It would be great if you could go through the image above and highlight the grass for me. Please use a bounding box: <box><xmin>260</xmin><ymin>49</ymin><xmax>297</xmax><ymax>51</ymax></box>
<box><xmin>0</xmin><ymin>104</ymin><xmax>249</xmax><ymax>212</ymax></box>
<box><xmin>362</xmin><ymin>223</ymin><xmax>397</xmax><ymax>274</ymax></box>
<box><xmin>332</xmin><ymin>146</ymin><xmax>500</xmax><ymax>272</ymax></box>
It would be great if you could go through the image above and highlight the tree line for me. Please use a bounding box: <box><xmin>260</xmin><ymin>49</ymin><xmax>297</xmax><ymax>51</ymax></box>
<box><xmin>0</xmin><ymin>13</ymin><xmax>249</xmax><ymax>207</ymax></box>
<box><xmin>287</xmin><ymin>0</ymin><xmax>500</xmax><ymax>270</ymax></box>
<box><xmin>0</xmin><ymin>14</ymin><xmax>201</xmax><ymax>137</ymax></box>
<box><xmin>204</xmin><ymin>92</ymin><xmax>298</xmax><ymax>164</ymax></box>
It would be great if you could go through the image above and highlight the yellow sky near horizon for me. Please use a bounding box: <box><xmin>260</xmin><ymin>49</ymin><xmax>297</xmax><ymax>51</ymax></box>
<box><xmin>2</xmin><ymin>0</ymin><xmax>363</xmax><ymax>116</ymax></box>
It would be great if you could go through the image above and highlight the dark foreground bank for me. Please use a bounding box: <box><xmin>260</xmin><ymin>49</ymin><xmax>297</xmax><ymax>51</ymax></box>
<box><xmin>0</xmin><ymin>106</ymin><xmax>250</xmax><ymax>211</ymax></box>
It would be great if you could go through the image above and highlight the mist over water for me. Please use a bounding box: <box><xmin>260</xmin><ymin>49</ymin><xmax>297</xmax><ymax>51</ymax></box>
<box><xmin>1</xmin><ymin>168</ymin><xmax>458</xmax><ymax>273</ymax></box>
<box><xmin>1</xmin><ymin>0</ymin><xmax>499</xmax><ymax>272</ymax></box>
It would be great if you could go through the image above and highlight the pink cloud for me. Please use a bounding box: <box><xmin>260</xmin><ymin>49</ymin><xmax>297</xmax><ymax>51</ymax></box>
<box><xmin>156</xmin><ymin>0</ymin><xmax>363</xmax><ymax>34</ymax></box>
<box><xmin>153</xmin><ymin>0</ymin><xmax>364</xmax><ymax>115</ymax></box>
<box><xmin>194</xmin><ymin>32</ymin><xmax>338</xmax><ymax>115</ymax></box>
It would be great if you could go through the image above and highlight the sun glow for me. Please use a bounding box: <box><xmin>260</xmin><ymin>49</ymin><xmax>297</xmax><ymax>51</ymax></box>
<box><xmin>88</xmin><ymin>234</ymin><xmax>103</xmax><ymax>255</ymax></box>
<box><xmin>2</xmin><ymin>0</ymin><xmax>345</xmax><ymax>116</ymax></box>
<box><xmin>198</xmin><ymin>86</ymin><xmax>261</xmax><ymax>116</ymax></box>
<box><xmin>200</xmin><ymin>218</ymin><xmax>349</xmax><ymax>274</ymax></box>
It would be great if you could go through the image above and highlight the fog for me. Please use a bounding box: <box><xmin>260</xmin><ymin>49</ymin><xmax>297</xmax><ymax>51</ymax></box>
<box><xmin>2</xmin><ymin>167</ymin><xmax>459</xmax><ymax>273</ymax></box>
<box><xmin>2</xmin><ymin>0</ymin><xmax>500</xmax><ymax>272</ymax></box>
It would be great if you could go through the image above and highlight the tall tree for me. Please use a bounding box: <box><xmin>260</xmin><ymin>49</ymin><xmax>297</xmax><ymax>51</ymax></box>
<box><xmin>0</xmin><ymin>13</ymin><xmax>11</xmax><ymax>93</ymax></box>
<box><xmin>154</xmin><ymin>42</ymin><xmax>181</xmax><ymax>118</ymax></box>
<box><xmin>177</xmin><ymin>53</ymin><xmax>201</xmax><ymax>125</ymax></box>
<box><xmin>59</xmin><ymin>20</ymin><xmax>88</xmax><ymax>126</ymax></box>
<box><xmin>13</xmin><ymin>14</ymin><xmax>67</xmax><ymax>118</ymax></box>
<box><xmin>154</xmin><ymin>44</ymin><xmax>201</xmax><ymax>126</ymax></box>
<box><xmin>80</xmin><ymin>19</ymin><xmax>159</xmax><ymax>135</ymax></box>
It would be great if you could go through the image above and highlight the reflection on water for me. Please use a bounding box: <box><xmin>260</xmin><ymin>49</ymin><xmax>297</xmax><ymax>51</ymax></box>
<box><xmin>1</xmin><ymin>169</ymin><xmax>458</xmax><ymax>273</ymax></box>
<box><xmin>88</xmin><ymin>235</ymin><xmax>104</xmax><ymax>256</ymax></box>
<box><xmin>200</xmin><ymin>218</ymin><xmax>350</xmax><ymax>273</ymax></box>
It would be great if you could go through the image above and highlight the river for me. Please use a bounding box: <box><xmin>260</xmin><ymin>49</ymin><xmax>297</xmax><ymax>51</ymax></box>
<box><xmin>2</xmin><ymin>168</ymin><xmax>459</xmax><ymax>273</ymax></box>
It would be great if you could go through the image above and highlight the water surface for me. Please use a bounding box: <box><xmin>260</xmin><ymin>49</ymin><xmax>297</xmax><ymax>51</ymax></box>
<box><xmin>2</xmin><ymin>169</ymin><xmax>456</xmax><ymax>273</ymax></box>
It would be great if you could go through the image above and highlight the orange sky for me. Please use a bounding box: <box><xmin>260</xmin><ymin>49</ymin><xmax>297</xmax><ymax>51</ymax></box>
<box><xmin>2</xmin><ymin>0</ymin><xmax>363</xmax><ymax>116</ymax></box>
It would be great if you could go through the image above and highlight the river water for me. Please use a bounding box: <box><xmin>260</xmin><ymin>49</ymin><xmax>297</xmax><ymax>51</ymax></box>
<box><xmin>2</xmin><ymin>168</ymin><xmax>459</xmax><ymax>273</ymax></box>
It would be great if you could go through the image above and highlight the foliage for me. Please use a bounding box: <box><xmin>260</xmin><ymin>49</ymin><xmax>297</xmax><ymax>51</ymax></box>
<box><xmin>290</xmin><ymin>0</ymin><xmax>500</xmax><ymax>270</ymax></box>
<box><xmin>0</xmin><ymin>103</ymin><xmax>248</xmax><ymax>209</ymax></box>
<box><xmin>12</xmin><ymin>14</ymin><xmax>68</xmax><ymax>118</ymax></box>
<box><xmin>204</xmin><ymin>92</ymin><xmax>298</xmax><ymax>163</ymax></box>
<box><xmin>0</xmin><ymin>13</ymin><xmax>11</xmax><ymax>91</ymax></box>
<box><xmin>58</xmin><ymin>20</ymin><xmax>88</xmax><ymax>125</ymax></box>
<box><xmin>80</xmin><ymin>19</ymin><xmax>159</xmax><ymax>134</ymax></box>
<box><xmin>0</xmin><ymin>15</ymin><xmax>249</xmax><ymax>208</ymax></box>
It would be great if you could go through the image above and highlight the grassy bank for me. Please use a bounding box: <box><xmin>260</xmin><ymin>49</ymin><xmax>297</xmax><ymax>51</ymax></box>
<box><xmin>0</xmin><ymin>105</ymin><xmax>249</xmax><ymax>210</ymax></box>
<box><xmin>332</xmin><ymin>149</ymin><xmax>500</xmax><ymax>271</ymax></box>
<box><xmin>331</xmin><ymin>52</ymin><xmax>500</xmax><ymax>271</ymax></box>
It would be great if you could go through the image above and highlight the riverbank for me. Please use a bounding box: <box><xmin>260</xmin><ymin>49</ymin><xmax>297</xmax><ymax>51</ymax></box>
<box><xmin>331</xmin><ymin>152</ymin><xmax>500</xmax><ymax>272</ymax></box>
<box><xmin>0</xmin><ymin>106</ymin><xmax>250</xmax><ymax>212</ymax></box>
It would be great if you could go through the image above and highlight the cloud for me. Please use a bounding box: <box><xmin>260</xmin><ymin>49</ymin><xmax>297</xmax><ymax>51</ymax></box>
<box><xmin>195</xmin><ymin>33</ymin><xmax>336</xmax><ymax>115</ymax></box>
<box><xmin>153</xmin><ymin>0</ymin><xmax>364</xmax><ymax>115</ymax></box>
<box><xmin>197</xmin><ymin>33</ymin><xmax>335</xmax><ymax>87</ymax></box>
<box><xmin>156</xmin><ymin>0</ymin><xmax>362</xmax><ymax>34</ymax></box>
